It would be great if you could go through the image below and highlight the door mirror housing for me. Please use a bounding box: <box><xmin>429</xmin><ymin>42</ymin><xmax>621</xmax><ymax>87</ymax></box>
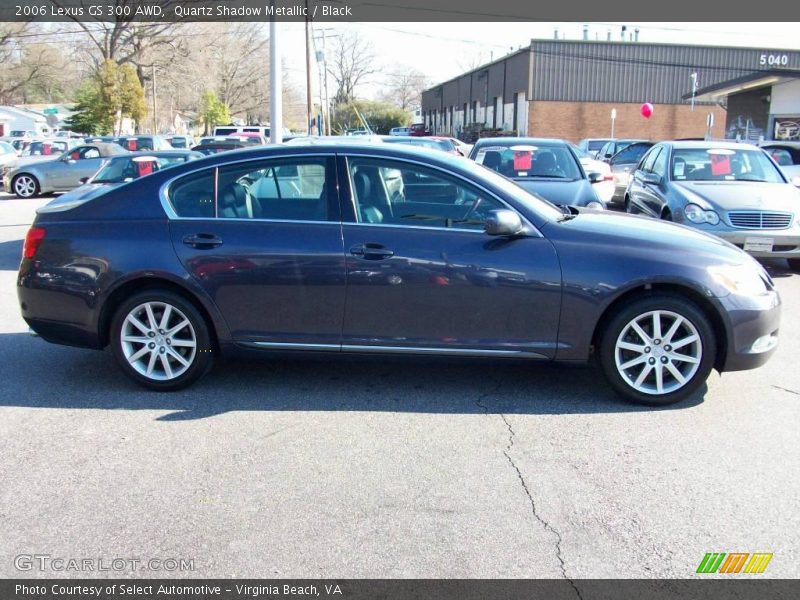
<box><xmin>587</xmin><ymin>171</ymin><xmax>604</xmax><ymax>184</ymax></box>
<box><xmin>79</xmin><ymin>177</ymin><xmax>89</xmax><ymax>184</ymax></box>
<box><xmin>485</xmin><ymin>209</ymin><xmax>524</xmax><ymax>236</ymax></box>
<box><xmin>642</xmin><ymin>171</ymin><xmax>662</xmax><ymax>185</ymax></box>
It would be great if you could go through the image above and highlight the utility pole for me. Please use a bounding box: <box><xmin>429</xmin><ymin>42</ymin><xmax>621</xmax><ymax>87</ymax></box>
<box><xmin>151</xmin><ymin>65</ymin><xmax>158</xmax><ymax>134</ymax></box>
<box><xmin>269</xmin><ymin>14</ymin><xmax>282</xmax><ymax>143</ymax></box>
<box><xmin>305</xmin><ymin>1</ymin><xmax>313</xmax><ymax>135</ymax></box>
<box><xmin>314</xmin><ymin>28</ymin><xmax>337</xmax><ymax>135</ymax></box>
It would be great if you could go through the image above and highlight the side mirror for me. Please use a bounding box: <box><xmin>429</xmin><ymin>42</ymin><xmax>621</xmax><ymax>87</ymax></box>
<box><xmin>587</xmin><ymin>172</ymin><xmax>604</xmax><ymax>184</ymax></box>
<box><xmin>485</xmin><ymin>209</ymin><xmax>523</xmax><ymax>236</ymax></box>
<box><xmin>79</xmin><ymin>177</ymin><xmax>89</xmax><ymax>184</ymax></box>
<box><xmin>642</xmin><ymin>172</ymin><xmax>662</xmax><ymax>185</ymax></box>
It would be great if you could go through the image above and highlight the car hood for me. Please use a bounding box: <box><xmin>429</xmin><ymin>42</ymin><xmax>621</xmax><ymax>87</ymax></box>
<box><xmin>9</xmin><ymin>155</ymin><xmax>60</xmax><ymax>169</ymax></box>
<box><xmin>674</xmin><ymin>181</ymin><xmax>800</xmax><ymax>213</ymax></box>
<box><xmin>546</xmin><ymin>209</ymin><xmax>752</xmax><ymax>267</ymax></box>
<box><xmin>514</xmin><ymin>179</ymin><xmax>598</xmax><ymax>206</ymax></box>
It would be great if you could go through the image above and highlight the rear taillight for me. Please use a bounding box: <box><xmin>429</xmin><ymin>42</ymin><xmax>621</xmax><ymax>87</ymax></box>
<box><xmin>23</xmin><ymin>226</ymin><xmax>46</xmax><ymax>259</ymax></box>
<box><xmin>604</xmin><ymin>174</ymin><xmax>615</xmax><ymax>181</ymax></box>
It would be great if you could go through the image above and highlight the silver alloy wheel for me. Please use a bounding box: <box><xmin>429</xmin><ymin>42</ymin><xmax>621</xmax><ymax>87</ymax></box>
<box><xmin>14</xmin><ymin>175</ymin><xmax>37</xmax><ymax>198</ymax></box>
<box><xmin>120</xmin><ymin>301</ymin><xmax>197</xmax><ymax>381</ymax></box>
<box><xmin>614</xmin><ymin>310</ymin><xmax>702</xmax><ymax>396</ymax></box>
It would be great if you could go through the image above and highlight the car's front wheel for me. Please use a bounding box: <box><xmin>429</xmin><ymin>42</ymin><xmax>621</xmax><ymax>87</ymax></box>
<box><xmin>12</xmin><ymin>174</ymin><xmax>39</xmax><ymax>198</ymax></box>
<box><xmin>788</xmin><ymin>258</ymin><xmax>800</xmax><ymax>272</ymax></box>
<box><xmin>110</xmin><ymin>290</ymin><xmax>215</xmax><ymax>391</ymax></box>
<box><xmin>599</xmin><ymin>294</ymin><xmax>716</xmax><ymax>406</ymax></box>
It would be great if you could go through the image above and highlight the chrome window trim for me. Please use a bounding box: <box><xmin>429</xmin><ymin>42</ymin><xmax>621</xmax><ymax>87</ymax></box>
<box><xmin>342</xmin><ymin>153</ymin><xmax>541</xmax><ymax>237</ymax></box>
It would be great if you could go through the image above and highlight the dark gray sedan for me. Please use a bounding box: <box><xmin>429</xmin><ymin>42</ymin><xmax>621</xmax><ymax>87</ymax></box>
<box><xmin>19</xmin><ymin>142</ymin><xmax>780</xmax><ymax>405</ymax></box>
<box><xmin>626</xmin><ymin>141</ymin><xmax>800</xmax><ymax>271</ymax></box>
<box><xmin>468</xmin><ymin>138</ymin><xmax>606</xmax><ymax>209</ymax></box>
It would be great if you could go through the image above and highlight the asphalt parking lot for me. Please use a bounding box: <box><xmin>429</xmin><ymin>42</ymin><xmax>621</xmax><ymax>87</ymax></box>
<box><xmin>0</xmin><ymin>191</ymin><xmax>798</xmax><ymax>580</ymax></box>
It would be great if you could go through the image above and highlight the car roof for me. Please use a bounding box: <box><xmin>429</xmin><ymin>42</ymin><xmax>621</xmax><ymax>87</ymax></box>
<box><xmin>760</xmin><ymin>140</ymin><xmax>800</xmax><ymax>148</ymax></box>
<box><xmin>667</xmin><ymin>140</ymin><xmax>761</xmax><ymax>150</ymax></box>
<box><xmin>472</xmin><ymin>137</ymin><xmax>568</xmax><ymax>147</ymax></box>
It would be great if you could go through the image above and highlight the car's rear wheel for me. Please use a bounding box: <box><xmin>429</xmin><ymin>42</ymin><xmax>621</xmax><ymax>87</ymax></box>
<box><xmin>12</xmin><ymin>174</ymin><xmax>39</xmax><ymax>198</ymax></box>
<box><xmin>788</xmin><ymin>258</ymin><xmax>800</xmax><ymax>272</ymax></box>
<box><xmin>599</xmin><ymin>294</ymin><xmax>716</xmax><ymax>406</ymax></box>
<box><xmin>110</xmin><ymin>290</ymin><xmax>215</xmax><ymax>391</ymax></box>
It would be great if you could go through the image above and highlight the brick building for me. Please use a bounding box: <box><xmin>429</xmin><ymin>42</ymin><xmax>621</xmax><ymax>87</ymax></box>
<box><xmin>421</xmin><ymin>39</ymin><xmax>800</xmax><ymax>143</ymax></box>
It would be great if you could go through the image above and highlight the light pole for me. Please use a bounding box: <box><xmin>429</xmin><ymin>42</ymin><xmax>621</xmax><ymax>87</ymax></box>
<box><xmin>269</xmin><ymin>15</ymin><xmax>282</xmax><ymax>143</ymax></box>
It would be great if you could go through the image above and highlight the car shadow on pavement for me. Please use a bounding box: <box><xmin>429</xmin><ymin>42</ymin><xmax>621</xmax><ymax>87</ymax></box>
<box><xmin>0</xmin><ymin>239</ymin><xmax>23</xmax><ymax>271</ymax></box>
<box><xmin>0</xmin><ymin>332</ymin><xmax>707</xmax><ymax>420</ymax></box>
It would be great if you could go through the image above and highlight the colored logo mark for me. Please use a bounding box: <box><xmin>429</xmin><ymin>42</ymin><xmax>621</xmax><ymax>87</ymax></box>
<box><xmin>696</xmin><ymin>553</ymin><xmax>773</xmax><ymax>574</ymax></box>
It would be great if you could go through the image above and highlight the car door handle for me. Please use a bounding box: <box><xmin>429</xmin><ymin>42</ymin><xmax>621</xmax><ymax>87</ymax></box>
<box><xmin>349</xmin><ymin>243</ymin><xmax>394</xmax><ymax>260</ymax></box>
<box><xmin>183</xmin><ymin>233</ymin><xmax>223</xmax><ymax>249</ymax></box>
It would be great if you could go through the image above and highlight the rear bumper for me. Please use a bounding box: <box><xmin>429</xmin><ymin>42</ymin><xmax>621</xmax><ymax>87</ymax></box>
<box><xmin>718</xmin><ymin>289</ymin><xmax>781</xmax><ymax>372</ymax></box>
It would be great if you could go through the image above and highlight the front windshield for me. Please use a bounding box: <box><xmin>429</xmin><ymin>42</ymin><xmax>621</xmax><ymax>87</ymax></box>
<box><xmin>672</xmin><ymin>148</ymin><xmax>785</xmax><ymax>183</ymax></box>
<box><xmin>474</xmin><ymin>144</ymin><xmax>582</xmax><ymax>180</ymax></box>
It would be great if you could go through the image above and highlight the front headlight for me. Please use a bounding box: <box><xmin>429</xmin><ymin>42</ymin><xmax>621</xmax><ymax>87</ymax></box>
<box><xmin>709</xmin><ymin>264</ymin><xmax>769</xmax><ymax>296</ymax></box>
<box><xmin>685</xmin><ymin>203</ymin><xmax>719</xmax><ymax>225</ymax></box>
<box><xmin>586</xmin><ymin>201</ymin><xmax>604</xmax><ymax>210</ymax></box>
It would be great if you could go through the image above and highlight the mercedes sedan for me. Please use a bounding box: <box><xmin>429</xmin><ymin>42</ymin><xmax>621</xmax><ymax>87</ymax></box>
<box><xmin>18</xmin><ymin>143</ymin><xmax>780</xmax><ymax>406</ymax></box>
<box><xmin>626</xmin><ymin>141</ymin><xmax>800</xmax><ymax>271</ymax></box>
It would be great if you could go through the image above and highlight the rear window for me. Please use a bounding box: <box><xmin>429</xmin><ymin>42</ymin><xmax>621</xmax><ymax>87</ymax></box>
<box><xmin>587</xmin><ymin>140</ymin><xmax>606</xmax><ymax>151</ymax></box>
<box><xmin>214</xmin><ymin>127</ymin><xmax>238</xmax><ymax>136</ymax></box>
<box><xmin>474</xmin><ymin>144</ymin><xmax>582</xmax><ymax>179</ymax></box>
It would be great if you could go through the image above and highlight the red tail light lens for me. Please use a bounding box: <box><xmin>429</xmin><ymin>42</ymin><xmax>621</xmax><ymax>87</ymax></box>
<box><xmin>604</xmin><ymin>174</ymin><xmax>615</xmax><ymax>181</ymax></box>
<box><xmin>23</xmin><ymin>226</ymin><xmax>46</xmax><ymax>259</ymax></box>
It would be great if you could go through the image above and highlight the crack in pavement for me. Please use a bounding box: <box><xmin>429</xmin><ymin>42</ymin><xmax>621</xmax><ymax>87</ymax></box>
<box><xmin>772</xmin><ymin>385</ymin><xmax>800</xmax><ymax>396</ymax></box>
<box><xmin>499</xmin><ymin>414</ymin><xmax>584</xmax><ymax>600</ymax></box>
<box><xmin>474</xmin><ymin>384</ymin><xmax>582</xmax><ymax>599</ymax></box>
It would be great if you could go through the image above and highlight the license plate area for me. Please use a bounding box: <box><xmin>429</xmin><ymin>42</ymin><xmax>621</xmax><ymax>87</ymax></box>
<box><xmin>743</xmin><ymin>237</ymin><xmax>774</xmax><ymax>252</ymax></box>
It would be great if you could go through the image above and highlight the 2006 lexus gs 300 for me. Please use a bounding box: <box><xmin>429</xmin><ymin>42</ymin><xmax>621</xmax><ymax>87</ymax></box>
<box><xmin>18</xmin><ymin>142</ymin><xmax>780</xmax><ymax>405</ymax></box>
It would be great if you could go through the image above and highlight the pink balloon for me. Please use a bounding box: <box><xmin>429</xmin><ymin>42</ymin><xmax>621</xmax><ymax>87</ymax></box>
<box><xmin>640</xmin><ymin>103</ymin><xmax>654</xmax><ymax>119</ymax></box>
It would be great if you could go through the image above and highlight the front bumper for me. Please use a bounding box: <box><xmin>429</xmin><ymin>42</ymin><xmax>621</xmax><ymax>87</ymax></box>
<box><xmin>713</xmin><ymin>228</ymin><xmax>800</xmax><ymax>259</ymax></box>
<box><xmin>718</xmin><ymin>288</ymin><xmax>781</xmax><ymax>372</ymax></box>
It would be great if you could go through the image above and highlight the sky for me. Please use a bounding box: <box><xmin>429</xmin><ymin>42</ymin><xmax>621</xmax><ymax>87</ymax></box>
<box><xmin>277</xmin><ymin>22</ymin><xmax>800</xmax><ymax>99</ymax></box>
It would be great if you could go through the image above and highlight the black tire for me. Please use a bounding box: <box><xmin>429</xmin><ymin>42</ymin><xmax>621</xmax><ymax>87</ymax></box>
<box><xmin>12</xmin><ymin>173</ymin><xmax>40</xmax><ymax>199</ymax></box>
<box><xmin>661</xmin><ymin>208</ymin><xmax>672</xmax><ymax>221</ymax></box>
<box><xmin>623</xmin><ymin>195</ymin><xmax>631</xmax><ymax>212</ymax></box>
<box><xmin>599</xmin><ymin>294</ymin><xmax>716</xmax><ymax>406</ymax></box>
<box><xmin>788</xmin><ymin>258</ymin><xmax>800</xmax><ymax>272</ymax></box>
<box><xmin>110</xmin><ymin>290</ymin><xmax>215</xmax><ymax>391</ymax></box>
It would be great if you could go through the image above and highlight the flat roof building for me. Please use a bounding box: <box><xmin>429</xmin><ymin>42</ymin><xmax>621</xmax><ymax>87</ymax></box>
<box><xmin>421</xmin><ymin>38</ymin><xmax>800</xmax><ymax>142</ymax></box>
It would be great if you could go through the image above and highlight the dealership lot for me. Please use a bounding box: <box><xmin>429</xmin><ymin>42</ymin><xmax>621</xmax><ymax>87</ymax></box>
<box><xmin>0</xmin><ymin>192</ymin><xmax>798</xmax><ymax>579</ymax></box>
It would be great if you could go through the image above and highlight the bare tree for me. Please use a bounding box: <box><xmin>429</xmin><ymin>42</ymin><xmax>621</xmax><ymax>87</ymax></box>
<box><xmin>380</xmin><ymin>68</ymin><xmax>430</xmax><ymax>112</ymax></box>
<box><xmin>327</xmin><ymin>31</ymin><xmax>377</xmax><ymax>105</ymax></box>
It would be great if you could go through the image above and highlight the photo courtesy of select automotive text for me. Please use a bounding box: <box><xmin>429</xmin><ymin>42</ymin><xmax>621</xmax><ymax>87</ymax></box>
<box><xmin>0</xmin><ymin>1</ymin><xmax>799</xmax><ymax>599</ymax></box>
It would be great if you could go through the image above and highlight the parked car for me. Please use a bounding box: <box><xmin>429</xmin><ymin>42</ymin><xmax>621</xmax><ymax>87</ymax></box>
<box><xmin>165</xmin><ymin>134</ymin><xmax>197</xmax><ymax>149</ymax></box>
<box><xmin>190</xmin><ymin>140</ymin><xmax>249</xmax><ymax>155</ymax></box>
<box><xmin>46</xmin><ymin>150</ymin><xmax>204</xmax><ymax>211</ymax></box>
<box><xmin>84</xmin><ymin>136</ymin><xmax>118</xmax><ymax>144</ymax></box>
<box><xmin>606</xmin><ymin>141</ymin><xmax>655</xmax><ymax>205</ymax></box>
<box><xmin>19</xmin><ymin>142</ymin><xmax>780</xmax><ymax>405</ymax></box>
<box><xmin>382</xmin><ymin>135</ymin><xmax>464</xmax><ymax>155</ymax></box>
<box><xmin>578</xmin><ymin>138</ymin><xmax>613</xmax><ymax>159</ymax></box>
<box><xmin>0</xmin><ymin>141</ymin><xmax>18</xmax><ymax>175</ymax></box>
<box><xmin>234</xmin><ymin>132</ymin><xmax>268</xmax><ymax>145</ymax></box>
<box><xmin>20</xmin><ymin>138</ymin><xmax>79</xmax><ymax>158</ymax></box>
<box><xmin>759</xmin><ymin>141</ymin><xmax>800</xmax><ymax>185</ymax></box>
<box><xmin>3</xmin><ymin>142</ymin><xmax>128</xmax><ymax>198</ymax></box>
<box><xmin>597</xmin><ymin>139</ymin><xmax>649</xmax><ymax>162</ymax></box>
<box><xmin>114</xmin><ymin>135</ymin><xmax>172</xmax><ymax>152</ymax></box>
<box><xmin>570</xmin><ymin>144</ymin><xmax>615</xmax><ymax>204</ymax></box>
<box><xmin>409</xmin><ymin>123</ymin><xmax>431</xmax><ymax>137</ymax></box>
<box><xmin>469</xmin><ymin>137</ymin><xmax>606</xmax><ymax>209</ymax></box>
<box><xmin>625</xmin><ymin>141</ymin><xmax>800</xmax><ymax>270</ymax></box>
<box><xmin>389</xmin><ymin>127</ymin><xmax>410</xmax><ymax>136</ymax></box>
